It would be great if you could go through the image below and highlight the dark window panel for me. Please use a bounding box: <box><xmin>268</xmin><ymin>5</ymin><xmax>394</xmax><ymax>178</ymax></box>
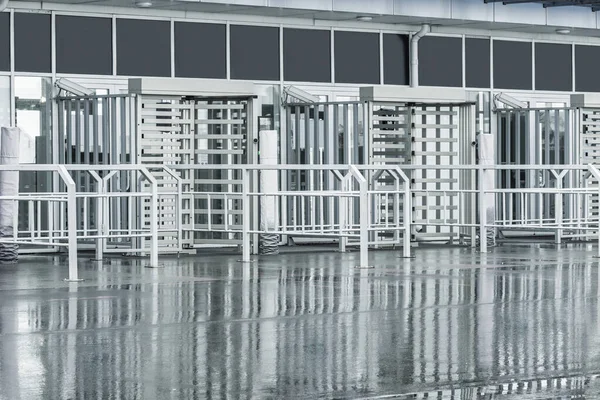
<box><xmin>335</xmin><ymin>31</ymin><xmax>380</xmax><ymax>84</ymax></box>
<box><xmin>536</xmin><ymin>43</ymin><xmax>572</xmax><ymax>91</ymax></box>
<box><xmin>466</xmin><ymin>38</ymin><xmax>490</xmax><ymax>88</ymax></box>
<box><xmin>14</xmin><ymin>13</ymin><xmax>51</xmax><ymax>73</ymax></box>
<box><xmin>56</xmin><ymin>16</ymin><xmax>112</xmax><ymax>75</ymax></box>
<box><xmin>230</xmin><ymin>25</ymin><xmax>279</xmax><ymax>81</ymax></box>
<box><xmin>419</xmin><ymin>36</ymin><xmax>462</xmax><ymax>87</ymax></box>
<box><xmin>493</xmin><ymin>40</ymin><xmax>532</xmax><ymax>90</ymax></box>
<box><xmin>576</xmin><ymin>45</ymin><xmax>600</xmax><ymax>92</ymax></box>
<box><xmin>0</xmin><ymin>13</ymin><xmax>9</xmax><ymax>71</ymax></box>
<box><xmin>283</xmin><ymin>28</ymin><xmax>331</xmax><ymax>83</ymax></box>
<box><xmin>383</xmin><ymin>34</ymin><xmax>409</xmax><ymax>85</ymax></box>
<box><xmin>175</xmin><ymin>22</ymin><xmax>226</xmax><ymax>79</ymax></box>
<box><xmin>117</xmin><ymin>19</ymin><xmax>171</xmax><ymax>77</ymax></box>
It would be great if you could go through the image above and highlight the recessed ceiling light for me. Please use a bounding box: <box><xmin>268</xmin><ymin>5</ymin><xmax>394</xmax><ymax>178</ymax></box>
<box><xmin>136</xmin><ymin>0</ymin><xmax>152</xmax><ymax>7</ymax></box>
<box><xmin>556</xmin><ymin>28</ymin><xmax>571</xmax><ymax>35</ymax></box>
<box><xmin>356</xmin><ymin>16</ymin><xmax>373</xmax><ymax>22</ymax></box>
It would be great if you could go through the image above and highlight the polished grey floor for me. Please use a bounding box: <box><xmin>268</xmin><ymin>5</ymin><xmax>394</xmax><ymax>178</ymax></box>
<box><xmin>1</xmin><ymin>244</ymin><xmax>600</xmax><ymax>399</ymax></box>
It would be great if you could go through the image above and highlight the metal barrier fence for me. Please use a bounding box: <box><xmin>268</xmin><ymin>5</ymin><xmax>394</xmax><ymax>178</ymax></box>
<box><xmin>5</xmin><ymin>163</ymin><xmax>600</xmax><ymax>279</ymax></box>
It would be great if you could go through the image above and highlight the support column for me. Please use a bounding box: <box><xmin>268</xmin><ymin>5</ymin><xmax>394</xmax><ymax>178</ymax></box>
<box><xmin>0</xmin><ymin>127</ymin><xmax>20</xmax><ymax>263</ymax></box>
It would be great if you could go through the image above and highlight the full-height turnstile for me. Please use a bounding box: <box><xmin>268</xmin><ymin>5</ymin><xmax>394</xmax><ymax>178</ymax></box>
<box><xmin>360</xmin><ymin>87</ymin><xmax>477</xmax><ymax>244</ymax></box>
<box><xmin>52</xmin><ymin>78</ymin><xmax>260</xmax><ymax>254</ymax></box>
<box><xmin>282</xmin><ymin>87</ymin><xmax>477</xmax><ymax>246</ymax></box>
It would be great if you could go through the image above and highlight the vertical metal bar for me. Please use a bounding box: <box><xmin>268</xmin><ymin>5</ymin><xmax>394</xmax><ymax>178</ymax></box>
<box><xmin>545</xmin><ymin>109</ymin><xmax>551</xmax><ymax>216</ymax></box>
<box><xmin>74</xmin><ymin>99</ymin><xmax>82</xmax><ymax>233</ymax></box>
<box><xmin>515</xmin><ymin>110</ymin><xmax>521</xmax><ymax>221</ymax></box>
<box><xmin>66</xmin><ymin>100</ymin><xmax>72</xmax><ymax>164</ymax></box>
<box><xmin>353</xmin><ymin>103</ymin><xmax>360</xmax><ymax>164</ymax></box>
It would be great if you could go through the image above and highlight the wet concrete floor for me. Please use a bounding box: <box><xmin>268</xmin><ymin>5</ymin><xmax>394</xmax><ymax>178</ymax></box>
<box><xmin>1</xmin><ymin>244</ymin><xmax>600</xmax><ymax>399</ymax></box>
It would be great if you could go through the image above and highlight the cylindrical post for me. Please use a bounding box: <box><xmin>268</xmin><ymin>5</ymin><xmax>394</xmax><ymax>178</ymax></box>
<box><xmin>259</xmin><ymin>129</ymin><xmax>279</xmax><ymax>255</ymax></box>
<box><xmin>479</xmin><ymin>167</ymin><xmax>487</xmax><ymax>253</ymax></box>
<box><xmin>556</xmin><ymin>180</ymin><xmax>563</xmax><ymax>245</ymax></box>
<box><xmin>95</xmin><ymin>184</ymin><xmax>104</xmax><ymax>261</ymax></box>
<box><xmin>403</xmin><ymin>178</ymin><xmax>412</xmax><ymax>258</ymax></box>
<box><xmin>359</xmin><ymin>180</ymin><xmax>369</xmax><ymax>268</ymax></box>
<box><xmin>242</xmin><ymin>168</ymin><xmax>251</xmax><ymax>262</ymax></box>
<box><xmin>66</xmin><ymin>180</ymin><xmax>79</xmax><ymax>281</ymax></box>
<box><xmin>150</xmin><ymin>180</ymin><xmax>159</xmax><ymax>267</ymax></box>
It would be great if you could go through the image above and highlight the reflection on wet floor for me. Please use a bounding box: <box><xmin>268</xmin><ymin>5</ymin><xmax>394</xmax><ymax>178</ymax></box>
<box><xmin>1</xmin><ymin>244</ymin><xmax>600</xmax><ymax>399</ymax></box>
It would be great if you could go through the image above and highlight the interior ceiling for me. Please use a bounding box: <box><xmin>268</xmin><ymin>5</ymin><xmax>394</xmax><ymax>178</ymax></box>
<box><xmin>485</xmin><ymin>0</ymin><xmax>600</xmax><ymax>12</ymax></box>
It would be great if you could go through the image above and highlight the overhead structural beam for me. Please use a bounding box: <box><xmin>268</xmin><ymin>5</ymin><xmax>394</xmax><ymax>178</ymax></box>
<box><xmin>483</xmin><ymin>0</ymin><xmax>600</xmax><ymax>11</ymax></box>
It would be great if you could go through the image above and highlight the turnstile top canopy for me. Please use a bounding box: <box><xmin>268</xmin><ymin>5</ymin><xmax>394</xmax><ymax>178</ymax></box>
<box><xmin>129</xmin><ymin>78</ymin><xmax>256</xmax><ymax>98</ymax></box>
<box><xmin>360</xmin><ymin>86</ymin><xmax>472</xmax><ymax>104</ymax></box>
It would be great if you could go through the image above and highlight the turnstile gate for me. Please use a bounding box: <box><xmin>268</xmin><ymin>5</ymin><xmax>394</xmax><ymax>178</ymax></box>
<box><xmin>52</xmin><ymin>79</ymin><xmax>259</xmax><ymax>254</ymax></box>
<box><xmin>283</xmin><ymin>88</ymin><xmax>477</xmax><ymax>246</ymax></box>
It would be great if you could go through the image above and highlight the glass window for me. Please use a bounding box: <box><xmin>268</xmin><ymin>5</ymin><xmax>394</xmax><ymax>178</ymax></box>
<box><xmin>493</xmin><ymin>40</ymin><xmax>532</xmax><ymax>90</ymax></box>
<box><xmin>576</xmin><ymin>45</ymin><xmax>600</xmax><ymax>92</ymax></box>
<box><xmin>230</xmin><ymin>25</ymin><xmax>280</xmax><ymax>81</ymax></box>
<box><xmin>56</xmin><ymin>16</ymin><xmax>113</xmax><ymax>75</ymax></box>
<box><xmin>419</xmin><ymin>36</ymin><xmax>463</xmax><ymax>87</ymax></box>
<box><xmin>0</xmin><ymin>77</ymin><xmax>9</xmax><ymax>128</ymax></box>
<box><xmin>383</xmin><ymin>34</ymin><xmax>409</xmax><ymax>85</ymax></box>
<box><xmin>14</xmin><ymin>13</ymin><xmax>51</xmax><ymax>73</ymax></box>
<box><xmin>283</xmin><ymin>28</ymin><xmax>331</xmax><ymax>83</ymax></box>
<box><xmin>535</xmin><ymin>43</ymin><xmax>572</xmax><ymax>92</ymax></box>
<box><xmin>334</xmin><ymin>31</ymin><xmax>380</xmax><ymax>84</ymax></box>
<box><xmin>15</xmin><ymin>77</ymin><xmax>52</xmax><ymax>163</ymax></box>
<box><xmin>0</xmin><ymin>13</ymin><xmax>9</xmax><ymax>72</ymax></box>
<box><xmin>117</xmin><ymin>19</ymin><xmax>171</xmax><ymax>77</ymax></box>
<box><xmin>175</xmin><ymin>22</ymin><xmax>226</xmax><ymax>79</ymax></box>
<box><xmin>466</xmin><ymin>38</ymin><xmax>490</xmax><ymax>89</ymax></box>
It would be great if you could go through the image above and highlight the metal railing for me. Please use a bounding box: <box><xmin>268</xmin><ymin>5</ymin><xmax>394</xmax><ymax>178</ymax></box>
<box><xmin>6</xmin><ymin>163</ymin><xmax>600</xmax><ymax>279</ymax></box>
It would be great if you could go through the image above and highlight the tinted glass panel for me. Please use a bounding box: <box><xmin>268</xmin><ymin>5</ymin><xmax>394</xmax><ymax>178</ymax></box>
<box><xmin>576</xmin><ymin>45</ymin><xmax>600</xmax><ymax>92</ymax></box>
<box><xmin>493</xmin><ymin>40</ymin><xmax>532</xmax><ymax>90</ymax></box>
<box><xmin>56</xmin><ymin>16</ymin><xmax>112</xmax><ymax>75</ymax></box>
<box><xmin>0</xmin><ymin>13</ymin><xmax>9</xmax><ymax>71</ymax></box>
<box><xmin>419</xmin><ymin>36</ymin><xmax>462</xmax><ymax>87</ymax></box>
<box><xmin>535</xmin><ymin>43</ymin><xmax>572</xmax><ymax>91</ymax></box>
<box><xmin>117</xmin><ymin>19</ymin><xmax>171</xmax><ymax>77</ymax></box>
<box><xmin>230</xmin><ymin>25</ymin><xmax>279</xmax><ymax>81</ymax></box>
<box><xmin>284</xmin><ymin>28</ymin><xmax>330</xmax><ymax>83</ymax></box>
<box><xmin>175</xmin><ymin>22</ymin><xmax>226</xmax><ymax>79</ymax></box>
<box><xmin>466</xmin><ymin>38</ymin><xmax>490</xmax><ymax>88</ymax></box>
<box><xmin>335</xmin><ymin>31</ymin><xmax>379</xmax><ymax>84</ymax></box>
<box><xmin>15</xmin><ymin>13</ymin><xmax>51</xmax><ymax>73</ymax></box>
<box><xmin>383</xmin><ymin>34</ymin><xmax>409</xmax><ymax>85</ymax></box>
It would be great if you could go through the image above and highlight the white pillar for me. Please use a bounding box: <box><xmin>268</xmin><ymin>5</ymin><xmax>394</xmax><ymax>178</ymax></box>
<box><xmin>259</xmin><ymin>129</ymin><xmax>280</xmax><ymax>255</ymax></box>
<box><xmin>479</xmin><ymin>134</ymin><xmax>496</xmax><ymax>247</ymax></box>
<box><xmin>0</xmin><ymin>127</ymin><xmax>20</xmax><ymax>262</ymax></box>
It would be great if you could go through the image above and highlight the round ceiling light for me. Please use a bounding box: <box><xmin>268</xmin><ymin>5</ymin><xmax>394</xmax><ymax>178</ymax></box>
<box><xmin>356</xmin><ymin>16</ymin><xmax>373</xmax><ymax>22</ymax></box>
<box><xmin>136</xmin><ymin>0</ymin><xmax>153</xmax><ymax>7</ymax></box>
<box><xmin>556</xmin><ymin>28</ymin><xmax>571</xmax><ymax>35</ymax></box>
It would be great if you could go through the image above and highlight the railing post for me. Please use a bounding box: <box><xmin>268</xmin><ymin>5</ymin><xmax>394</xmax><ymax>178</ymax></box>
<box><xmin>58</xmin><ymin>166</ymin><xmax>81</xmax><ymax>282</ymax></box>
<box><xmin>241</xmin><ymin>167</ymin><xmax>252</xmax><ymax>263</ymax></box>
<box><xmin>359</xmin><ymin>178</ymin><xmax>369</xmax><ymax>268</ymax></box>
<box><xmin>555</xmin><ymin>178</ymin><xmax>563</xmax><ymax>245</ymax></box>
<box><xmin>339</xmin><ymin>175</ymin><xmax>348</xmax><ymax>253</ymax></box>
<box><xmin>479</xmin><ymin>166</ymin><xmax>487</xmax><ymax>254</ymax></box>
<box><xmin>150</xmin><ymin>178</ymin><xmax>159</xmax><ymax>267</ymax></box>
<box><xmin>403</xmin><ymin>176</ymin><xmax>412</xmax><ymax>258</ymax></box>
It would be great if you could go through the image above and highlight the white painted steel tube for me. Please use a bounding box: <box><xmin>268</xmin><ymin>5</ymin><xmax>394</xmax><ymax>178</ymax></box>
<box><xmin>479</xmin><ymin>134</ymin><xmax>496</xmax><ymax>247</ymax></box>
<box><xmin>410</xmin><ymin>24</ymin><xmax>430</xmax><ymax>88</ymax></box>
